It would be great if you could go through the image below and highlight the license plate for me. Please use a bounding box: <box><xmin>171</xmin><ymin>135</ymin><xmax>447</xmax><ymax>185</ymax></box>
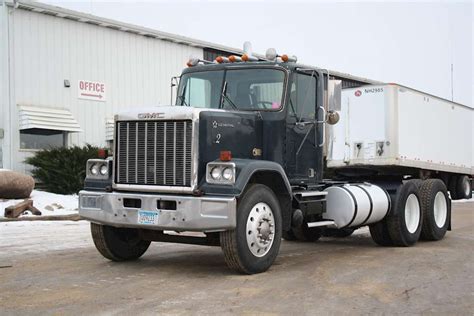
<box><xmin>138</xmin><ymin>210</ymin><xmax>159</xmax><ymax>225</ymax></box>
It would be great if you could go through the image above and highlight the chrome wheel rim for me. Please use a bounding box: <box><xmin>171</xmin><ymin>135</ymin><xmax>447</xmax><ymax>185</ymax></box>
<box><xmin>434</xmin><ymin>191</ymin><xmax>447</xmax><ymax>228</ymax></box>
<box><xmin>246</xmin><ymin>202</ymin><xmax>275</xmax><ymax>257</ymax></box>
<box><xmin>405</xmin><ymin>194</ymin><xmax>420</xmax><ymax>234</ymax></box>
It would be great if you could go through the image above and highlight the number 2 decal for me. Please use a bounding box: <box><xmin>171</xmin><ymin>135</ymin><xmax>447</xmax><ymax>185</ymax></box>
<box><xmin>215</xmin><ymin>133</ymin><xmax>221</xmax><ymax>144</ymax></box>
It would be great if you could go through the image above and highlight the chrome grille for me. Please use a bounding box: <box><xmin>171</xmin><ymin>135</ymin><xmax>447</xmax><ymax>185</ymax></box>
<box><xmin>116</xmin><ymin>120</ymin><xmax>192</xmax><ymax>186</ymax></box>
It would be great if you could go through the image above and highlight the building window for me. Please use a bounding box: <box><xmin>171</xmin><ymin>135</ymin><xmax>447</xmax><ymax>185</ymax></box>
<box><xmin>20</xmin><ymin>129</ymin><xmax>67</xmax><ymax>150</ymax></box>
<box><xmin>203</xmin><ymin>48</ymin><xmax>236</xmax><ymax>62</ymax></box>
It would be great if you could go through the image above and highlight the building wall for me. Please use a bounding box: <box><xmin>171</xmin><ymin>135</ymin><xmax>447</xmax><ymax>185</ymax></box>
<box><xmin>6</xmin><ymin>6</ymin><xmax>203</xmax><ymax>173</ymax></box>
<box><xmin>0</xmin><ymin>2</ymin><xmax>10</xmax><ymax>169</ymax></box>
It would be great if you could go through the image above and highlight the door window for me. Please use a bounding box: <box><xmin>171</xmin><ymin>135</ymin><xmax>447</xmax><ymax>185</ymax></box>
<box><xmin>289</xmin><ymin>73</ymin><xmax>317</xmax><ymax>120</ymax></box>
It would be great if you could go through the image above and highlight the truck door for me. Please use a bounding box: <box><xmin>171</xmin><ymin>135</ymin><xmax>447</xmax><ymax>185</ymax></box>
<box><xmin>285</xmin><ymin>71</ymin><xmax>322</xmax><ymax>185</ymax></box>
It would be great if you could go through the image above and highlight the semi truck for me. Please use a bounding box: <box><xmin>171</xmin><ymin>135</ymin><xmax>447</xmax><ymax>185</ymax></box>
<box><xmin>79</xmin><ymin>48</ymin><xmax>473</xmax><ymax>274</ymax></box>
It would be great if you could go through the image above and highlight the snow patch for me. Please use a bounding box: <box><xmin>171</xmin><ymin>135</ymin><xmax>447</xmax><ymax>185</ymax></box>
<box><xmin>452</xmin><ymin>197</ymin><xmax>474</xmax><ymax>203</ymax></box>
<box><xmin>0</xmin><ymin>190</ymin><xmax>78</xmax><ymax>218</ymax></box>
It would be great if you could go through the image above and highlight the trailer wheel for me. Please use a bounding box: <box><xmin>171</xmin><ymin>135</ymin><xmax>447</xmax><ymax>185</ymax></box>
<box><xmin>90</xmin><ymin>223</ymin><xmax>151</xmax><ymax>261</ymax></box>
<box><xmin>220</xmin><ymin>184</ymin><xmax>282</xmax><ymax>274</ymax></box>
<box><xmin>419</xmin><ymin>179</ymin><xmax>451</xmax><ymax>241</ymax></box>
<box><xmin>456</xmin><ymin>175</ymin><xmax>472</xmax><ymax>200</ymax></box>
<box><xmin>369</xmin><ymin>220</ymin><xmax>393</xmax><ymax>246</ymax></box>
<box><xmin>322</xmin><ymin>228</ymin><xmax>355</xmax><ymax>238</ymax></box>
<box><xmin>292</xmin><ymin>221</ymin><xmax>322</xmax><ymax>242</ymax></box>
<box><xmin>386</xmin><ymin>181</ymin><xmax>423</xmax><ymax>246</ymax></box>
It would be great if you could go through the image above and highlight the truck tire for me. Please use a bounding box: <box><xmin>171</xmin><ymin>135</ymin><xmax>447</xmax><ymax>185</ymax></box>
<box><xmin>369</xmin><ymin>220</ymin><xmax>393</xmax><ymax>246</ymax></box>
<box><xmin>220</xmin><ymin>184</ymin><xmax>282</xmax><ymax>274</ymax></box>
<box><xmin>386</xmin><ymin>181</ymin><xmax>423</xmax><ymax>246</ymax></box>
<box><xmin>292</xmin><ymin>221</ymin><xmax>322</xmax><ymax>242</ymax></box>
<box><xmin>456</xmin><ymin>175</ymin><xmax>472</xmax><ymax>200</ymax></box>
<box><xmin>322</xmin><ymin>228</ymin><xmax>355</xmax><ymax>238</ymax></box>
<box><xmin>91</xmin><ymin>223</ymin><xmax>151</xmax><ymax>261</ymax></box>
<box><xmin>419</xmin><ymin>179</ymin><xmax>451</xmax><ymax>241</ymax></box>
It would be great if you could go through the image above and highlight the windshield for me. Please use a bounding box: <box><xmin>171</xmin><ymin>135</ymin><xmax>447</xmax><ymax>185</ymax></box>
<box><xmin>176</xmin><ymin>68</ymin><xmax>286</xmax><ymax>111</ymax></box>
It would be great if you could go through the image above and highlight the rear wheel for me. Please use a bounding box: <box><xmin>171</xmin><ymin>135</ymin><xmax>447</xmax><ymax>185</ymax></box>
<box><xmin>220</xmin><ymin>184</ymin><xmax>282</xmax><ymax>274</ymax></box>
<box><xmin>386</xmin><ymin>181</ymin><xmax>423</xmax><ymax>246</ymax></box>
<box><xmin>419</xmin><ymin>179</ymin><xmax>450</xmax><ymax>241</ymax></box>
<box><xmin>91</xmin><ymin>223</ymin><xmax>151</xmax><ymax>261</ymax></box>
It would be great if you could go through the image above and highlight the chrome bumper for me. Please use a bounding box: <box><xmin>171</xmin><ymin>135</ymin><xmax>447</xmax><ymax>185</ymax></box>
<box><xmin>78</xmin><ymin>190</ymin><xmax>236</xmax><ymax>232</ymax></box>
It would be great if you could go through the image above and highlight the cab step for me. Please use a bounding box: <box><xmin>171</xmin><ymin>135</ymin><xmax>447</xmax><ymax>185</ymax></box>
<box><xmin>294</xmin><ymin>191</ymin><xmax>328</xmax><ymax>198</ymax></box>
<box><xmin>307</xmin><ymin>220</ymin><xmax>336</xmax><ymax>228</ymax></box>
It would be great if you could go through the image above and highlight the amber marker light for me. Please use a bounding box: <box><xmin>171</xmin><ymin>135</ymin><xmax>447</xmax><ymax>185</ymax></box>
<box><xmin>220</xmin><ymin>150</ymin><xmax>232</xmax><ymax>161</ymax></box>
<box><xmin>229</xmin><ymin>55</ymin><xmax>242</xmax><ymax>62</ymax></box>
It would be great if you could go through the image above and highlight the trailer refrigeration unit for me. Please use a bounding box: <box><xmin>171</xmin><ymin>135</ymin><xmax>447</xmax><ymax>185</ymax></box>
<box><xmin>79</xmin><ymin>48</ymin><xmax>473</xmax><ymax>274</ymax></box>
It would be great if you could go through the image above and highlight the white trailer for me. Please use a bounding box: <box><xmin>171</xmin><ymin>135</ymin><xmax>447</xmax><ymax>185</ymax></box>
<box><xmin>327</xmin><ymin>83</ymin><xmax>473</xmax><ymax>199</ymax></box>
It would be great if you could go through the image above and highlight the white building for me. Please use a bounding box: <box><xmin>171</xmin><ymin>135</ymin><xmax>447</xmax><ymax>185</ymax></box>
<box><xmin>0</xmin><ymin>0</ymin><xmax>242</xmax><ymax>172</ymax></box>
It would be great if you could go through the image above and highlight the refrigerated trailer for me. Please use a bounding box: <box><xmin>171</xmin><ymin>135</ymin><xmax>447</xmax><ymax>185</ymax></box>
<box><xmin>78</xmin><ymin>50</ymin><xmax>473</xmax><ymax>274</ymax></box>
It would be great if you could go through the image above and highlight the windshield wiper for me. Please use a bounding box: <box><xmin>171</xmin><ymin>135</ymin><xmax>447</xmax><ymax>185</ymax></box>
<box><xmin>221</xmin><ymin>82</ymin><xmax>238</xmax><ymax>110</ymax></box>
<box><xmin>177</xmin><ymin>94</ymin><xmax>189</xmax><ymax>107</ymax></box>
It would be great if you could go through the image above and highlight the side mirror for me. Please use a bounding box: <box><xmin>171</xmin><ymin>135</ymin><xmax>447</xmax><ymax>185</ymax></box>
<box><xmin>327</xmin><ymin>111</ymin><xmax>340</xmax><ymax>125</ymax></box>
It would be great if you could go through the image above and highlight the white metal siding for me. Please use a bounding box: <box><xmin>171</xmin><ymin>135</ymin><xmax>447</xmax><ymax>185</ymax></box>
<box><xmin>0</xmin><ymin>3</ymin><xmax>11</xmax><ymax>169</ymax></box>
<box><xmin>8</xmin><ymin>7</ymin><xmax>202</xmax><ymax>173</ymax></box>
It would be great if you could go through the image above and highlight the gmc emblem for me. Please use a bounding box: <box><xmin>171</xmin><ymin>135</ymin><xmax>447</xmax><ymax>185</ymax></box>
<box><xmin>138</xmin><ymin>112</ymin><xmax>165</xmax><ymax>119</ymax></box>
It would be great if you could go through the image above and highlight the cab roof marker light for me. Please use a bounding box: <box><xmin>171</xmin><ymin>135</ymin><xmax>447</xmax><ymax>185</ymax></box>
<box><xmin>187</xmin><ymin>56</ymin><xmax>213</xmax><ymax>67</ymax></box>
<box><xmin>215</xmin><ymin>56</ymin><xmax>230</xmax><ymax>64</ymax></box>
<box><xmin>281</xmin><ymin>54</ymin><xmax>297</xmax><ymax>63</ymax></box>
<box><xmin>228</xmin><ymin>55</ymin><xmax>242</xmax><ymax>63</ymax></box>
<box><xmin>186</xmin><ymin>57</ymin><xmax>200</xmax><ymax>67</ymax></box>
<box><xmin>241</xmin><ymin>54</ymin><xmax>258</xmax><ymax>62</ymax></box>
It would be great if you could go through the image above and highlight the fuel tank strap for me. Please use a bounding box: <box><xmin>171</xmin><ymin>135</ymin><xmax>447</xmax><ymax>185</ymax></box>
<box><xmin>354</xmin><ymin>184</ymin><xmax>374</xmax><ymax>226</ymax></box>
<box><xmin>340</xmin><ymin>186</ymin><xmax>358</xmax><ymax>228</ymax></box>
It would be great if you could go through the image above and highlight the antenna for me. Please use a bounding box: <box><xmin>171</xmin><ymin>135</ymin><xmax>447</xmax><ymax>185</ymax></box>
<box><xmin>451</xmin><ymin>63</ymin><xmax>454</xmax><ymax>102</ymax></box>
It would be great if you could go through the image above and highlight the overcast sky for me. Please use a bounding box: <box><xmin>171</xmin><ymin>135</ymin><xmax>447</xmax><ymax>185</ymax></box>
<box><xmin>44</xmin><ymin>0</ymin><xmax>473</xmax><ymax>107</ymax></box>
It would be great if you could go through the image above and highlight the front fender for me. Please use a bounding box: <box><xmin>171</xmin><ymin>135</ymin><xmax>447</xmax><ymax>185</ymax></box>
<box><xmin>199</xmin><ymin>159</ymin><xmax>292</xmax><ymax>197</ymax></box>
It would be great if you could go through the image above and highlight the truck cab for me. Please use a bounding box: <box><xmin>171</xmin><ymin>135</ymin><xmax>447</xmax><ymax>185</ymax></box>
<box><xmin>79</xmin><ymin>52</ymin><xmax>460</xmax><ymax>274</ymax></box>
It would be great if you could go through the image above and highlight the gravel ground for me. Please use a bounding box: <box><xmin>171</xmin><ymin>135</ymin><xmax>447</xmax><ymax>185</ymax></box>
<box><xmin>0</xmin><ymin>201</ymin><xmax>472</xmax><ymax>315</ymax></box>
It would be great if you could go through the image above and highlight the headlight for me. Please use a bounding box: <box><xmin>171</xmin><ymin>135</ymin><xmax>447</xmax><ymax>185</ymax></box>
<box><xmin>90</xmin><ymin>164</ymin><xmax>99</xmax><ymax>175</ymax></box>
<box><xmin>206</xmin><ymin>162</ymin><xmax>235</xmax><ymax>184</ymax></box>
<box><xmin>86</xmin><ymin>159</ymin><xmax>110</xmax><ymax>179</ymax></box>
<box><xmin>100</xmin><ymin>164</ymin><xmax>108</xmax><ymax>175</ymax></box>
<box><xmin>222</xmin><ymin>167</ymin><xmax>234</xmax><ymax>181</ymax></box>
<box><xmin>211</xmin><ymin>167</ymin><xmax>222</xmax><ymax>180</ymax></box>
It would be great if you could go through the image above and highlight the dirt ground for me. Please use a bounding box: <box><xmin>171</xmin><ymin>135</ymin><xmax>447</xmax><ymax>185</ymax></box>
<box><xmin>1</xmin><ymin>202</ymin><xmax>473</xmax><ymax>315</ymax></box>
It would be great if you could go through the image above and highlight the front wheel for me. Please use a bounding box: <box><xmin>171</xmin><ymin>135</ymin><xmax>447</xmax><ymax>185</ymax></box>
<box><xmin>91</xmin><ymin>223</ymin><xmax>151</xmax><ymax>261</ymax></box>
<box><xmin>220</xmin><ymin>184</ymin><xmax>282</xmax><ymax>274</ymax></box>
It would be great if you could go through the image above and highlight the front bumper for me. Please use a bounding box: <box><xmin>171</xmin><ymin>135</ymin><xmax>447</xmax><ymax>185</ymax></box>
<box><xmin>78</xmin><ymin>190</ymin><xmax>236</xmax><ymax>232</ymax></box>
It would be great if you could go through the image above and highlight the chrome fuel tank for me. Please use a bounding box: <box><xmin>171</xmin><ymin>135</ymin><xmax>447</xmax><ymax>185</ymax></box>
<box><xmin>323</xmin><ymin>183</ymin><xmax>390</xmax><ymax>228</ymax></box>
